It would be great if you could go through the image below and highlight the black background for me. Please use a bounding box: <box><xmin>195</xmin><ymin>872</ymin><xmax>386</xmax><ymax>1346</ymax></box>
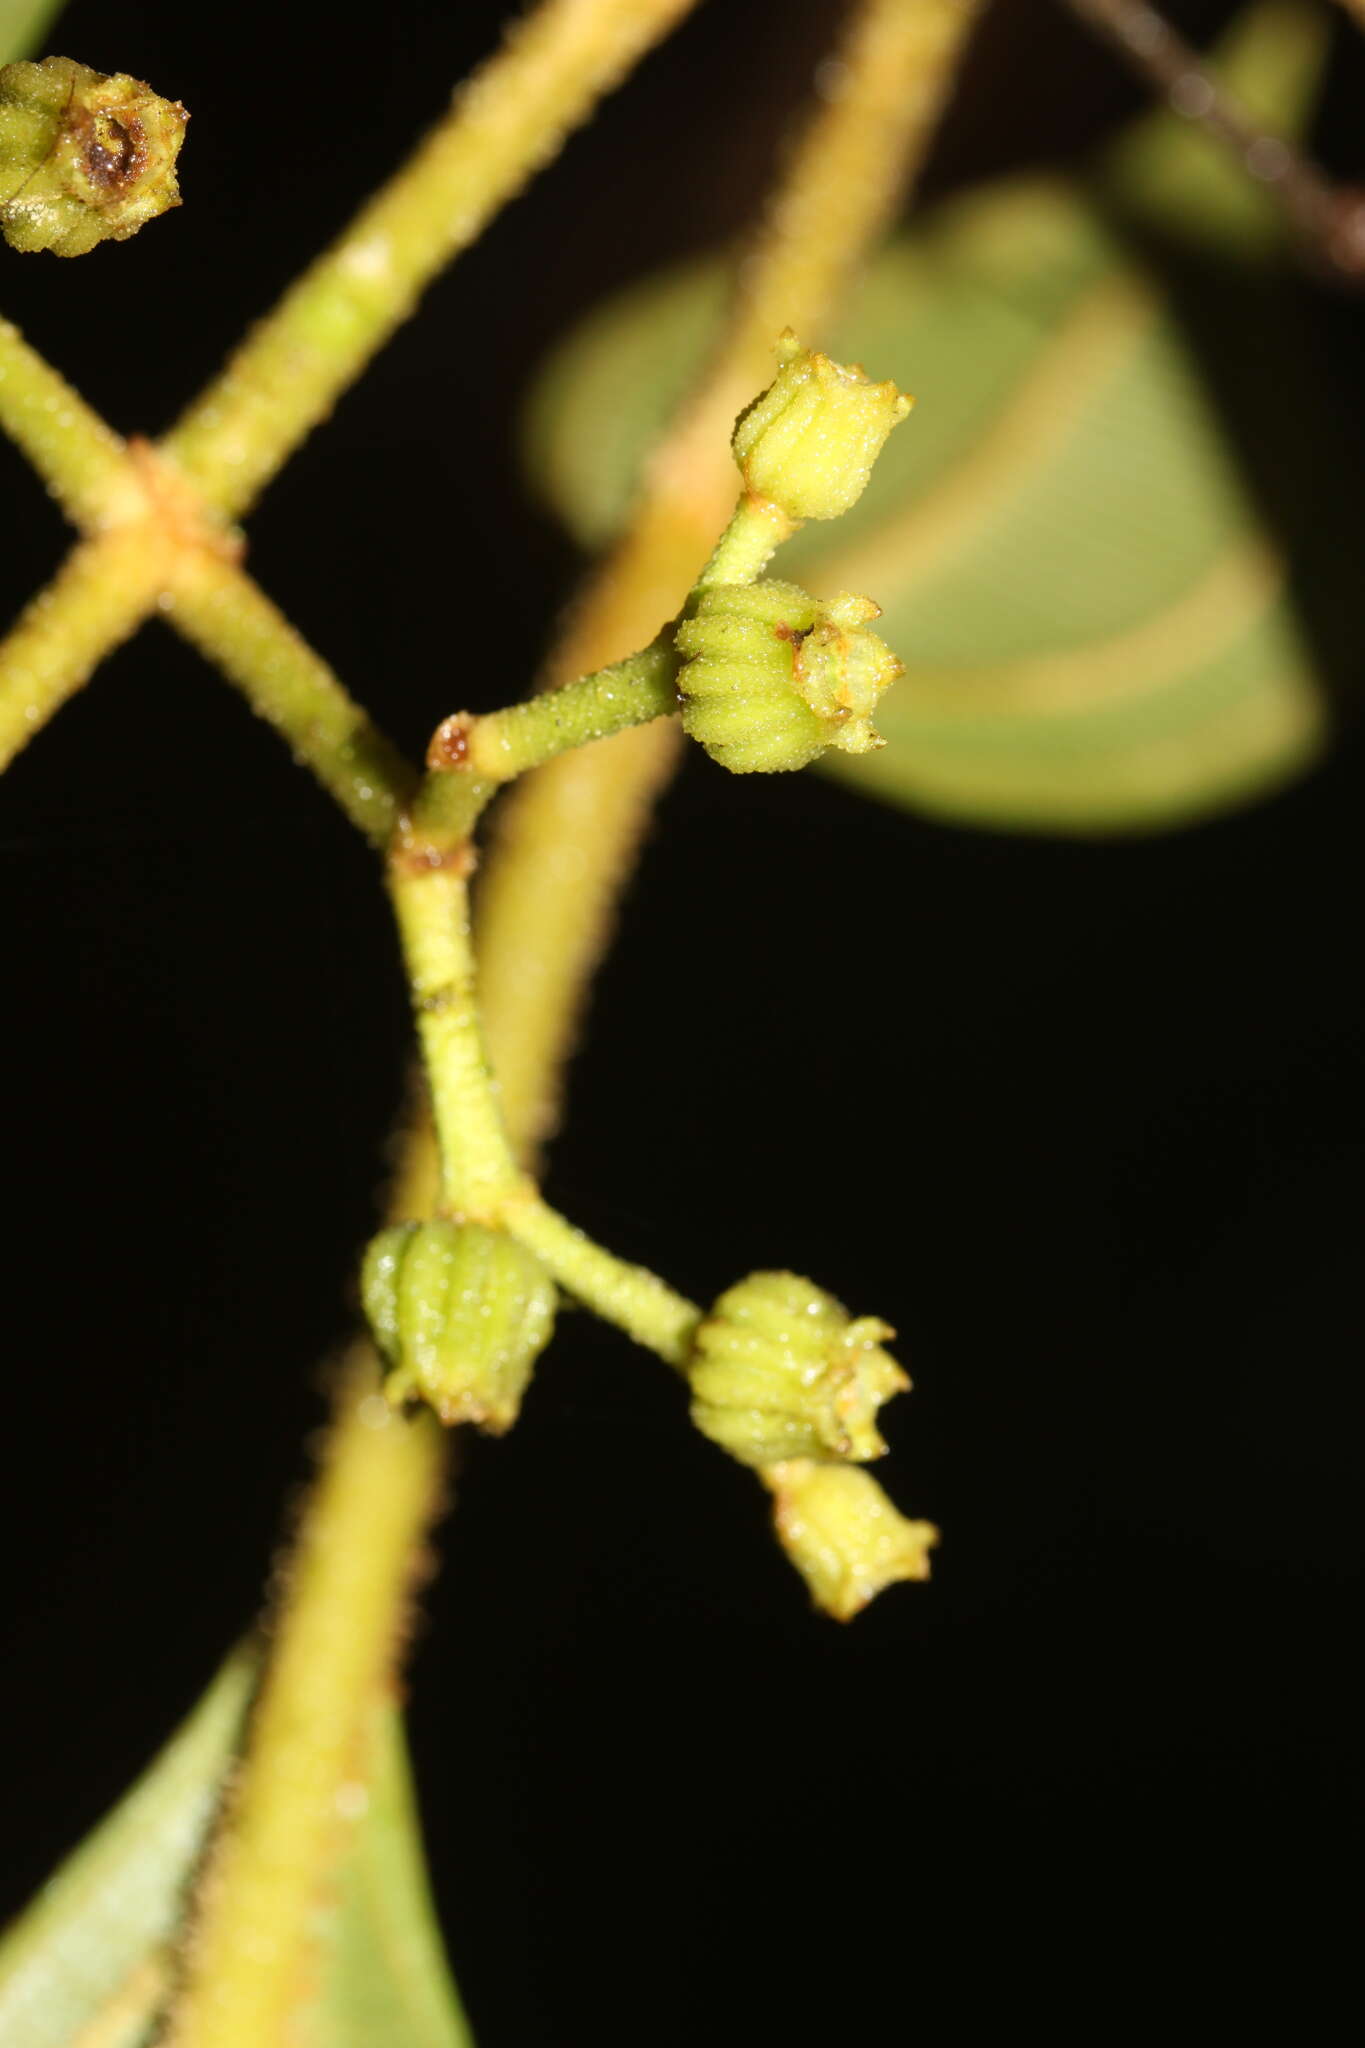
<box><xmin>2</xmin><ymin>1</ymin><xmax>1363</xmax><ymax>2040</ymax></box>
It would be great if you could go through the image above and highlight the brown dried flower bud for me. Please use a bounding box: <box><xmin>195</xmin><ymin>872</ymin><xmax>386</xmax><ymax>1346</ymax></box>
<box><xmin>1</xmin><ymin>56</ymin><xmax>187</xmax><ymax>257</ymax></box>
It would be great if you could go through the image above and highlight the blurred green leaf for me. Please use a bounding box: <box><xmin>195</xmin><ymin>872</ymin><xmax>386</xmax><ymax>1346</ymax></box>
<box><xmin>315</xmin><ymin>1704</ymin><xmax>474</xmax><ymax>2048</ymax></box>
<box><xmin>524</xmin><ymin>1</ymin><xmax>1359</xmax><ymax>833</ymax></box>
<box><xmin>0</xmin><ymin>1652</ymin><xmax>254</xmax><ymax>2048</ymax></box>
<box><xmin>1103</xmin><ymin>0</ymin><xmax>1332</xmax><ymax>258</ymax></box>
<box><xmin>0</xmin><ymin>3</ymin><xmax>67</xmax><ymax>63</ymax></box>
<box><xmin>0</xmin><ymin>1657</ymin><xmax>473</xmax><ymax>2047</ymax></box>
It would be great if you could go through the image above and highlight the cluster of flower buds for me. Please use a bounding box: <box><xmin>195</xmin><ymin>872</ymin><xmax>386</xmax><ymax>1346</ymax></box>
<box><xmin>686</xmin><ymin>1271</ymin><xmax>936</xmax><ymax>1617</ymax></box>
<box><xmin>362</xmin><ymin>1220</ymin><xmax>556</xmax><ymax>1432</ymax></box>
<box><xmin>0</xmin><ymin>55</ymin><xmax>187</xmax><ymax>257</ymax></box>
<box><xmin>672</xmin><ymin>333</ymin><xmax>910</xmax><ymax>775</ymax></box>
<box><xmin>674</xmin><ymin>578</ymin><xmax>901</xmax><ymax>773</ymax></box>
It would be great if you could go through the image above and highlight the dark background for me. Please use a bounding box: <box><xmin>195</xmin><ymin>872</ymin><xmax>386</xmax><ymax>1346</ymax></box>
<box><xmin>2</xmin><ymin>1</ymin><xmax>1363</xmax><ymax>2039</ymax></box>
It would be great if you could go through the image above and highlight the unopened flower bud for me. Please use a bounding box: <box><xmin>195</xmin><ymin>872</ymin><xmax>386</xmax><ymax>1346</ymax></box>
<box><xmin>361</xmin><ymin>1220</ymin><xmax>556</xmax><ymax>1433</ymax></box>
<box><xmin>732</xmin><ymin>330</ymin><xmax>911</xmax><ymax>521</ymax></box>
<box><xmin>674</xmin><ymin>579</ymin><xmax>901</xmax><ymax>772</ymax></box>
<box><xmin>0</xmin><ymin>56</ymin><xmax>187</xmax><ymax>257</ymax></box>
<box><xmin>765</xmin><ymin>1459</ymin><xmax>938</xmax><ymax>1621</ymax></box>
<box><xmin>689</xmin><ymin>1270</ymin><xmax>909</xmax><ymax>1468</ymax></box>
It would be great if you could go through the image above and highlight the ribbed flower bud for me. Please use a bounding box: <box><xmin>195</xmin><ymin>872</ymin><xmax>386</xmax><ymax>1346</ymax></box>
<box><xmin>766</xmin><ymin>1459</ymin><xmax>938</xmax><ymax>1621</ymax></box>
<box><xmin>732</xmin><ymin>330</ymin><xmax>911</xmax><ymax>521</ymax></box>
<box><xmin>673</xmin><ymin>579</ymin><xmax>901</xmax><ymax>773</ymax></box>
<box><xmin>688</xmin><ymin>1270</ymin><xmax>909</xmax><ymax>1468</ymax></box>
<box><xmin>362</xmin><ymin>1220</ymin><xmax>556</xmax><ymax>1432</ymax></box>
<box><xmin>0</xmin><ymin>57</ymin><xmax>187</xmax><ymax>257</ymax></box>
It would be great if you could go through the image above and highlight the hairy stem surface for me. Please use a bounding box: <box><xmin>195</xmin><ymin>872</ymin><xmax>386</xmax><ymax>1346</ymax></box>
<box><xmin>0</xmin><ymin>530</ymin><xmax>169</xmax><ymax>771</ymax></box>
<box><xmin>501</xmin><ymin>1189</ymin><xmax>701</xmax><ymax>1364</ymax></box>
<box><xmin>163</xmin><ymin>1357</ymin><xmax>446</xmax><ymax>2048</ymax></box>
<box><xmin>387</xmin><ymin>848</ymin><xmax>523</xmax><ymax>1218</ymax></box>
<box><xmin>0</xmin><ymin>317</ymin><xmax>130</xmax><ymax>528</ymax></box>
<box><xmin>164</xmin><ymin>554</ymin><xmax>417</xmax><ymax>846</ymax></box>
<box><xmin>464</xmin><ymin>633</ymin><xmax>679</xmax><ymax>781</ymax></box>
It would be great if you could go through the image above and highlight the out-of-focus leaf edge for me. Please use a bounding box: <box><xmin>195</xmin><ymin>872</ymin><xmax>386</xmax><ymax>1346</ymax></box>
<box><xmin>0</xmin><ymin>1655</ymin><xmax>475</xmax><ymax>2048</ymax></box>
<box><xmin>0</xmin><ymin>1652</ymin><xmax>255</xmax><ymax>2048</ymax></box>
<box><xmin>319</xmin><ymin>1703</ymin><xmax>476</xmax><ymax>2048</ymax></box>
<box><xmin>1</xmin><ymin>2</ymin><xmax>68</xmax><ymax>64</ymax></box>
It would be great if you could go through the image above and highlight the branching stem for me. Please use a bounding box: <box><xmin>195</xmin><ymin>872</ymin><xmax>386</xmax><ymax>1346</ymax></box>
<box><xmin>163</xmin><ymin>554</ymin><xmax>418</xmax><ymax>846</ymax></box>
<box><xmin>0</xmin><ymin>317</ymin><xmax>131</xmax><ymax>528</ymax></box>
<box><xmin>2</xmin><ymin>0</ymin><xmax>700</xmax><ymax>772</ymax></box>
<box><xmin>500</xmin><ymin>1189</ymin><xmax>701</xmax><ymax>1365</ymax></box>
<box><xmin>1</xmin><ymin>2</ymin><xmax>952</xmax><ymax>2034</ymax></box>
<box><xmin>458</xmin><ymin>633</ymin><xmax>679</xmax><ymax>783</ymax></box>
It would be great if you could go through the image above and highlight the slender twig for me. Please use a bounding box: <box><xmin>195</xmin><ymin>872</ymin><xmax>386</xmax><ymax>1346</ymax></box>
<box><xmin>0</xmin><ymin>530</ymin><xmax>170</xmax><ymax>770</ymax></box>
<box><xmin>385</xmin><ymin>836</ymin><xmax>705</xmax><ymax>1360</ymax></box>
<box><xmin>386</xmin><ymin>773</ymin><xmax>701</xmax><ymax>1372</ymax></box>
<box><xmin>500</xmin><ymin>1188</ymin><xmax>701</xmax><ymax>1364</ymax></box>
<box><xmin>474</xmin><ymin>0</ymin><xmax>987</xmax><ymax>1163</ymax></box>
<box><xmin>163</xmin><ymin>554</ymin><xmax>418</xmax><ymax>846</ymax></box>
<box><xmin>694</xmin><ymin>492</ymin><xmax>800</xmax><ymax>591</ymax></box>
<box><xmin>2</xmin><ymin>0</ymin><xmax>700</xmax><ymax>774</ymax></box>
<box><xmin>0</xmin><ymin>317</ymin><xmax>131</xmax><ymax>528</ymax></box>
<box><xmin>161</xmin><ymin>0</ymin><xmax>699</xmax><ymax>517</ymax></box>
<box><xmin>1061</xmin><ymin>0</ymin><xmax>1343</xmax><ymax>255</ymax></box>
<box><xmin>386</xmin><ymin>845</ymin><xmax>524</xmax><ymax>1220</ymax></box>
<box><xmin>454</xmin><ymin>632</ymin><xmax>680</xmax><ymax>782</ymax></box>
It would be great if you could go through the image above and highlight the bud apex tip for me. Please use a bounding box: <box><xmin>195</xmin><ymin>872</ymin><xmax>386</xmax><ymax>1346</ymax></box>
<box><xmin>732</xmin><ymin>332</ymin><xmax>911</xmax><ymax>522</ymax></box>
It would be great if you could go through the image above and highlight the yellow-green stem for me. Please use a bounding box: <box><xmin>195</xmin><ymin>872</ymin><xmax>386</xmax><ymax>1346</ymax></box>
<box><xmin>387</xmin><ymin>846</ymin><xmax>523</xmax><ymax>1218</ymax></box>
<box><xmin>501</xmin><ymin>1188</ymin><xmax>701</xmax><ymax>1365</ymax></box>
<box><xmin>163</xmin><ymin>1355</ymin><xmax>446</xmax><ymax>2048</ymax></box>
<box><xmin>476</xmin><ymin>0</ymin><xmax>985</xmax><ymax>1162</ymax></box>
<box><xmin>0</xmin><ymin>317</ymin><xmax>131</xmax><ymax>529</ymax></box>
<box><xmin>161</xmin><ymin>0</ymin><xmax>698</xmax><ymax>517</ymax></box>
<box><xmin>3</xmin><ymin>0</ymin><xmax>699</xmax><ymax>785</ymax></box>
<box><xmin>163</xmin><ymin>553</ymin><xmax>417</xmax><ymax>847</ymax></box>
<box><xmin>694</xmin><ymin>493</ymin><xmax>798</xmax><ymax>591</ymax></box>
<box><xmin>0</xmin><ymin>528</ymin><xmax>169</xmax><ymax>773</ymax></box>
<box><xmin>464</xmin><ymin>632</ymin><xmax>678</xmax><ymax>781</ymax></box>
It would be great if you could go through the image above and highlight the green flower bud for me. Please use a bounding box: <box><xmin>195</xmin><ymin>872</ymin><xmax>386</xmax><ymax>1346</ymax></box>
<box><xmin>765</xmin><ymin>1459</ymin><xmax>938</xmax><ymax>1621</ymax></box>
<box><xmin>361</xmin><ymin>1220</ymin><xmax>556</xmax><ymax>1433</ymax></box>
<box><xmin>0</xmin><ymin>56</ymin><xmax>187</xmax><ymax>258</ymax></box>
<box><xmin>688</xmin><ymin>1270</ymin><xmax>909</xmax><ymax>1468</ymax></box>
<box><xmin>673</xmin><ymin>578</ymin><xmax>901</xmax><ymax>772</ymax></box>
<box><xmin>731</xmin><ymin>330</ymin><xmax>911</xmax><ymax>521</ymax></box>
